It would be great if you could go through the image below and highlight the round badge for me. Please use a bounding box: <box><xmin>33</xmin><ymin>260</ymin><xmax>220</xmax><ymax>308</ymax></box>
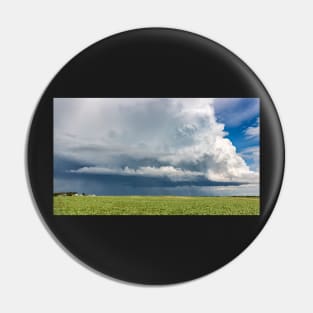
<box><xmin>27</xmin><ymin>28</ymin><xmax>285</xmax><ymax>284</ymax></box>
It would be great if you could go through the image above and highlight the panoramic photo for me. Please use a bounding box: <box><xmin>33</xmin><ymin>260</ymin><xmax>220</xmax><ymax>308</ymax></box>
<box><xmin>53</xmin><ymin>98</ymin><xmax>260</xmax><ymax>215</ymax></box>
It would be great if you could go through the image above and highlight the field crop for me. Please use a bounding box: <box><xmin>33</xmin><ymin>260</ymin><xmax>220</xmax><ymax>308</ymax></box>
<box><xmin>53</xmin><ymin>195</ymin><xmax>260</xmax><ymax>215</ymax></box>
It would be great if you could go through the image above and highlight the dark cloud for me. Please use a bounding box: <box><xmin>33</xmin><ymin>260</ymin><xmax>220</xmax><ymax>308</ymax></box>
<box><xmin>54</xmin><ymin>172</ymin><xmax>245</xmax><ymax>196</ymax></box>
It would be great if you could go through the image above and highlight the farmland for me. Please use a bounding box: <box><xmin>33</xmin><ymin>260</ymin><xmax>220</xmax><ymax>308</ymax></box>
<box><xmin>53</xmin><ymin>195</ymin><xmax>260</xmax><ymax>215</ymax></box>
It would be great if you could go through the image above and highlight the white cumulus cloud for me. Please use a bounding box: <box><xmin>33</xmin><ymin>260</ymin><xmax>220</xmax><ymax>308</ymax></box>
<box><xmin>69</xmin><ymin>166</ymin><xmax>203</xmax><ymax>181</ymax></box>
<box><xmin>54</xmin><ymin>98</ymin><xmax>259</xmax><ymax>184</ymax></box>
<box><xmin>245</xmin><ymin>118</ymin><xmax>260</xmax><ymax>139</ymax></box>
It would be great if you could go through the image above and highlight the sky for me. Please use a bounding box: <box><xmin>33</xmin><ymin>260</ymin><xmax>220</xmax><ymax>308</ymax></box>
<box><xmin>54</xmin><ymin>98</ymin><xmax>260</xmax><ymax>196</ymax></box>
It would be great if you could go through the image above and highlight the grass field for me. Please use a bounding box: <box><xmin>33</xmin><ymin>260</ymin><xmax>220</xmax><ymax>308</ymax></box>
<box><xmin>53</xmin><ymin>195</ymin><xmax>260</xmax><ymax>215</ymax></box>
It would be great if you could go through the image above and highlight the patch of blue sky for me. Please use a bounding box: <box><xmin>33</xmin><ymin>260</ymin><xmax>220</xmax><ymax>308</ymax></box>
<box><xmin>213</xmin><ymin>98</ymin><xmax>260</xmax><ymax>167</ymax></box>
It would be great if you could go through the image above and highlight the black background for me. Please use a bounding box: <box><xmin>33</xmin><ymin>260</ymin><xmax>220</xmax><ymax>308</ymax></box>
<box><xmin>27</xmin><ymin>28</ymin><xmax>284</xmax><ymax>284</ymax></box>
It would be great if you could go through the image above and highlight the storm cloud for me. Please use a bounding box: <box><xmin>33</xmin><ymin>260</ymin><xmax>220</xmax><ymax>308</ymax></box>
<box><xmin>54</xmin><ymin>98</ymin><xmax>259</xmax><ymax>195</ymax></box>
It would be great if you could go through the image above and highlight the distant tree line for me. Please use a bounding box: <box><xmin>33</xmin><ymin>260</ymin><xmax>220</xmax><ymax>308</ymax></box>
<box><xmin>54</xmin><ymin>192</ymin><xmax>86</xmax><ymax>196</ymax></box>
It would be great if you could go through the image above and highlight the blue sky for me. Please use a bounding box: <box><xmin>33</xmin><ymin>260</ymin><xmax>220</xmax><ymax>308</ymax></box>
<box><xmin>213</xmin><ymin>98</ymin><xmax>260</xmax><ymax>171</ymax></box>
<box><xmin>54</xmin><ymin>98</ymin><xmax>259</xmax><ymax>196</ymax></box>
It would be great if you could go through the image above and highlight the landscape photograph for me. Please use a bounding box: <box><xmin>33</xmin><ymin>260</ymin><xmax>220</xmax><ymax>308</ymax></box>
<box><xmin>53</xmin><ymin>98</ymin><xmax>260</xmax><ymax>215</ymax></box>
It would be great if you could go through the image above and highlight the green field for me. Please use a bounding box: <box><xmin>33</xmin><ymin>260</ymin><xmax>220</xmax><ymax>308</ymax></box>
<box><xmin>53</xmin><ymin>195</ymin><xmax>260</xmax><ymax>215</ymax></box>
